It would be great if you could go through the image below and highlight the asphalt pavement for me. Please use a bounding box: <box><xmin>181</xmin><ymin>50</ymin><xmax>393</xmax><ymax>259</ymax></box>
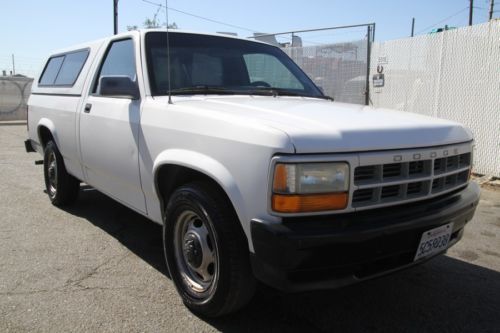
<box><xmin>1</xmin><ymin>124</ymin><xmax>499</xmax><ymax>332</ymax></box>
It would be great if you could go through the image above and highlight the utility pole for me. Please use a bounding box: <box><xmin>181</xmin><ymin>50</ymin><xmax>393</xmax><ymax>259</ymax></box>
<box><xmin>11</xmin><ymin>54</ymin><xmax>15</xmax><ymax>75</ymax></box>
<box><xmin>365</xmin><ymin>24</ymin><xmax>371</xmax><ymax>106</ymax></box>
<box><xmin>469</xmin><ymin>0</ymin><xmax>474</xmax><ymax>26</ymax></box>
<box><xmin>489</xmin><ymin>0</ymin><xmax>495</xmax><ymax>20</ymax></box>
<box><xmin>113</xmin><ymin>0</ymin><xmax>118</xmax><ymax>35</ymax></box>
<box><xmin>410</xmin><ymin>17</ymin><xmax>415</xmax><ymax>37</ymax></box>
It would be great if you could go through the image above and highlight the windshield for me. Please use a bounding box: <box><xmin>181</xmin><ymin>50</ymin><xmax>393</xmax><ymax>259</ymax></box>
<box><xmin>145</xmin><ymin>32</ymin><xmax>324</xmax><ymax>98</ymax></box>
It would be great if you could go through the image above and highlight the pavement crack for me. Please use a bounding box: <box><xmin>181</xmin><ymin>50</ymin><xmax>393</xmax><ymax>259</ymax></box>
<box><xmin>0</xmin><ymin>288</ymin><xmax>59</xmax><ymax>296</ymax></box>
<box><xmin>69</xmin><ymin>286</ymin><xmax>132</xmax><ymax>292</ymax></box>
<box><xmin>0</xmin><ymin>285</ymin><xmax>133</xmax><ymax>296</ymax></box>
<box><xmin>64</xmin><ymin>252</ymin><xmax>130</xmax><ymax>289</ymax></box>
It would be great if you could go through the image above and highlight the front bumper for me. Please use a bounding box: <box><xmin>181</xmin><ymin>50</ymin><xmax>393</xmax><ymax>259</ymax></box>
<box><xmin>250</xmin><ymin>182</ymin><xmax>480</xmax><ymax>292</ymax></box>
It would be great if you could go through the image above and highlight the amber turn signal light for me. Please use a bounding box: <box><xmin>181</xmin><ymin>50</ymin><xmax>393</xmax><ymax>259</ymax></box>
<box><xmin>273</xmin><ymin>163</ymin><xmax>289</xmax><ymax>193</ymax></box>
<box><xmin>272</xmin><ymin>192</ymin><xmax>348</xmax><ymax>213</ymax></box>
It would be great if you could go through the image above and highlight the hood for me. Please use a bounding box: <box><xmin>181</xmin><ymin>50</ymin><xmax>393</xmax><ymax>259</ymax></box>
<box><xmin>163</xmin><ymin>96</ymin><xmax>473</xmax><ymax>153</ymax></box>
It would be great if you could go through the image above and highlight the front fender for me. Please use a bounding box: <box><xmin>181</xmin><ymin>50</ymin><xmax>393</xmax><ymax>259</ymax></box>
<box><xmin>152</xmin><ymin>149</ymin><xmax>248</xmax><ymax>228</ymax></box>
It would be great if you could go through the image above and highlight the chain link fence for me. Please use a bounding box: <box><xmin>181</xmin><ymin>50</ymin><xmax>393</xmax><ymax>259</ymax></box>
<box><xmin>0</xmin><ymin>76</ymin><xmax>33</xmax><ymax>121</ymax></box>
<box><xmin>370</xmin><ymin>21</ymin><xmax>500</xmax><ymax>176</ymax></box>
<box><xmin>282</xmin><ymin>39</ymin><xmax>368</xmax><ymax>104</ymax></box>
<box><xmin>253</xmin><ymin>25</ymin><xmax>374</xmax><ymax>105</ymax></box>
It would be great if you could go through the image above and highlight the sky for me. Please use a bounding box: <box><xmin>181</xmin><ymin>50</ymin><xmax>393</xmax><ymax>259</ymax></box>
<box><xmin>1</xmin><ymin>0</ymin><xmax>497</xmax><ymax>77</ymax></box>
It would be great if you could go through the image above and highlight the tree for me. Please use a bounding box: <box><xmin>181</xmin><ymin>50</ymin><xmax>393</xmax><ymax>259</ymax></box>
<box><xmin>132</xmin><ymin>4</ymin><xmax>179</xmax><ymax>30</ymax></box>
<box><xmin>127</xmin><ymin>18</ymin><xmax>178</xmax><ymax>30</ymax></box>
<box><xmin>144</xmin><ymin>18</ymin><xmax>160</xmax><ymax>29</ymax></box>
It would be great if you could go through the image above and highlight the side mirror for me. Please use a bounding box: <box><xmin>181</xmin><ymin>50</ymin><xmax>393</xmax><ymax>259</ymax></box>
<box><xmin>99</xmin><ymin>75</ymin><xmax>140</xmax><ymax>100</ymax></box>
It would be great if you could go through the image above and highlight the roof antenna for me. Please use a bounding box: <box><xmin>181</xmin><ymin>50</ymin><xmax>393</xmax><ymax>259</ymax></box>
<box><xmin>165</xmin><ymin>0</ymin><xmax>173</xmax><ymax>104</ymax></box>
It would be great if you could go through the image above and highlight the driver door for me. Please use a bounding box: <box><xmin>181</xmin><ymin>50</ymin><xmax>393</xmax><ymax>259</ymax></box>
<box><xmin>79</xmin><ymin>38</ymin><xmax>146</xmax><ymax>213</ymax></box>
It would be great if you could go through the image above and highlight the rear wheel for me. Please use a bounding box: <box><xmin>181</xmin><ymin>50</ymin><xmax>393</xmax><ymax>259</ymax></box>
<box><xmin>163</xmin><ymin>182</ymin><xmax>256</xmax><ymax>317</ymax></box>
<box><xmin>43</xmin><ymin>141</ymin><xmax>79</xmax><ymax>206</ymax></box>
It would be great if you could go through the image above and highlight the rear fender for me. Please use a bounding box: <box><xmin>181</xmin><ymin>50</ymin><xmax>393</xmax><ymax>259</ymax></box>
<box><xmin>36</xmin><ymin>118</ymin><xmax>58</xmax><ymax>150</ymax></box>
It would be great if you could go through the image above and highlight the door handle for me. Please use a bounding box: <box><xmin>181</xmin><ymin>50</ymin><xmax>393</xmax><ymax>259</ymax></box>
<box><xmin>84</xmin><ymin>103</ymin><xmax>92</xmax><ymax>113</ymax></box>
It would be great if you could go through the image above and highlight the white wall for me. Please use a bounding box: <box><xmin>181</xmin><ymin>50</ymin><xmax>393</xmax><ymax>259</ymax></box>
<box><xmin>0</xmin><ymin>77</ymin><xmax>33</xmax><ymax>121</ymax></box>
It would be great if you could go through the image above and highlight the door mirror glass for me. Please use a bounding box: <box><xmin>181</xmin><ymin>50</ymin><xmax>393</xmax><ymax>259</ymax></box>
<box><xmin>99</xmin><ymin>75</ymin><xmax>140</xmax><ymax>99</ymax></box>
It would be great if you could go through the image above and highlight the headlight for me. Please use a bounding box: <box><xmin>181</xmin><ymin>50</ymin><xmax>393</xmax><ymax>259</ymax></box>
<box><xmin>272</xmin><ymin>162</ymin><xmax>349</xmax><ymax>213</ymax></box>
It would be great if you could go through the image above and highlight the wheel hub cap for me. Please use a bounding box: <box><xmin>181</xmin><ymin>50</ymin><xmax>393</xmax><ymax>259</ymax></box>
<box><xmin>183</xmin><ymin>233</ymin><xmax>203</xmax><ymax>268</ymax></box>
<box><xmin>173</xmin><ymin>210</ymin><xmax>219</xmax><ymax>298</ymax></box>
<box><xmin>47</xmin><ymin>152</ymin><xmax>57</xmax><ymax>195</ymax></box>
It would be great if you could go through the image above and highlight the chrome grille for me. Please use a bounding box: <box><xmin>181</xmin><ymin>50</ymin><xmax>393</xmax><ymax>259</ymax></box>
<box><xmin>407</xmin><ymin>181</ymin><xmax>424</xmax><ymax>195</ymax></box>
<box><xmin>381</xmin><ymin>185</ymin><xmax>400</xmax><ymax>198</ymax></box>
<box><xmin>383</xmin><ymin>163</ymin><xmax>403</xmax><ymax>178</ymax></box>
<box><xmin>352</xmin><ymin>188</ymin><xmax>374</xmax><ymax>202</ymax></box>
<box><xmin>409</xmin><ymin>161</ymin><xmax>425</xmax><ymax>175</ymax></box>
<box><xmin>354</xmin><ymin>165</ymin><xmax>377</xmax><ymax>182</ymax></box>
<box><xmin>352</xmin><ymin>147</ymin><xmax>472</xmax><ymax>209</ymax></box>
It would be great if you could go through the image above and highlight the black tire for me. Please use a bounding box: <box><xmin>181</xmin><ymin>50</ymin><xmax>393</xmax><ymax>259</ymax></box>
<box><xmin>43</xmin><ymin>141</ymin><xmax>79</xmax><ymax>206</ymax></box>
<box><xmin>163</xmin><ymin>181</ymin><xmax>256</xmax><ymax>317</ymax></box>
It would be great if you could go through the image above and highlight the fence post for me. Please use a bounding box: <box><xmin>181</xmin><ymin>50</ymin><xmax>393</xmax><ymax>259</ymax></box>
<box><xmin>365</xmin><ymin>25</ymin><xmax>372</xmax><ymax>106</ymax></box>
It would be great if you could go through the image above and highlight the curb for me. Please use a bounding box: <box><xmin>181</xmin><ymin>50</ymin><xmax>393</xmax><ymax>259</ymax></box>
<box><xmin>472</xmin><ymin>174</ymin><xmax>500</xmax><ymax>189</ymax></box>
<box><xmin>0</xmin><ymin>120</ymin><xmax>27</xmax><ymax>126</ymax></box>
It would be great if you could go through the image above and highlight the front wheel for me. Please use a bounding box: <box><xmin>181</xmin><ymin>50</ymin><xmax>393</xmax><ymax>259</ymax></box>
<box><xmin>163</xmin><ymin>182</ymin><xmax>256</xmax><ymax>317</ymax></box>
<box><xmin>43</xmin><ymin>141</ymin><xmax>79</xmax><ymax>206</ymax></box>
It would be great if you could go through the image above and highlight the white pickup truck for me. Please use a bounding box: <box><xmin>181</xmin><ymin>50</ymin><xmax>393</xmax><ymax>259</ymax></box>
<box><xmin>25</xmin><ymin>29</ymin><xmax>480</xmax><ymax>317</ymax></box>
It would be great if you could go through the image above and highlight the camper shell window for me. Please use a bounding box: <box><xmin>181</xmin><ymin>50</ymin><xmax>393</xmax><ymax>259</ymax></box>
<box><xmin>39</xmin><ymin>49</ymin><xmax>90</xmax><ymax>87</ymax></box>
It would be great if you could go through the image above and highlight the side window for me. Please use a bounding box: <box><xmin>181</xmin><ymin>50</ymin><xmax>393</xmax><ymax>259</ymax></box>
<box><xmin>39</xmin><ymin>56</ymin><xmax>64</xmax><ymax>85</ymax></box>
<box><xmin>54</xmin><ymin>51</ymin><xmax>89</xmax><ymax>85</ymax></box>
<box><xmin>93</xmin><ymin>39</ymin><xmax>136</xmax><ymax>94</ymax></box>
<box><xmin>243</xmin><ymin>53</ymin><xmax>304</xmax><ymax>90</ymax></box>
<box><xmin>39</xmin><ymin>50</ymin><xmax>89</xmax><ymax>86</ymax></box>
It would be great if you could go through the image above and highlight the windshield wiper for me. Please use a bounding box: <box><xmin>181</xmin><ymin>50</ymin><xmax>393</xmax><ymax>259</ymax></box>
<box><xmin>249</xmin><ymin>87</ymin><xmax>300</xmax><ymax>97</ymax></box>
<box><xmin>249</xmin><ymin>87</ymin><xmax>334</xmax><ymax>101</ymax></box>
<box><xmin>169</xmin><ymin>85</ymin><xmax>237</xmax><ymax>95</ymax></box>
<box><xmin>169</xmin><ymin>85</ymin><xmax>334</xmax><ymax>101</ymax></box>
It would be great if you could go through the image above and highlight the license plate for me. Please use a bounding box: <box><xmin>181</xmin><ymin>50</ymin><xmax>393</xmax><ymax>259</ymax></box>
<box><xmin>414</xmin><ymin>223</ymin><xmax>453</xmax><ymax>261</ymax></box>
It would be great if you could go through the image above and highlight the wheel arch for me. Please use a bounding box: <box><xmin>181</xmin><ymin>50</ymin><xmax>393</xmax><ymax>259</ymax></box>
<box><xmin>153</xmin><ymin>150</ymin><xmax>248</xmax><ymax>239</ymax></box>
<box><xmin>37</xmin><ymin>118</ymin><xmax>58</xmax><ymax>149</ymax></box>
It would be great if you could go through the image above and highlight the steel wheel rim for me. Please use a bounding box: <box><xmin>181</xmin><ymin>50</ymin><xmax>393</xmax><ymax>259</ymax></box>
<box><xmin>173</xmin><ymin>210</ymin><xmax>219</xmax><ymax>299</ymax></box>
<box><xmin>47</xmin><ymin>151</ymin><xmax>57</xmax><ymax>197</ymax></box>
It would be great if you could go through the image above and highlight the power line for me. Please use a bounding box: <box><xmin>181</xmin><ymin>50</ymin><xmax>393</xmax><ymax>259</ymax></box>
<box><xmin>140</xmin><ymin>0</ymin><xmax>258</xmax><ymax>32</ymax></box>
<box><xmin>139</xmin><ymin>0</ymin><xmax>368</xmax><ymax>46</ymax></box>
<box><xmin>416</xmin><ymin>7</ymin><xmax>469</xmax><ymax>34</ymax></box>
